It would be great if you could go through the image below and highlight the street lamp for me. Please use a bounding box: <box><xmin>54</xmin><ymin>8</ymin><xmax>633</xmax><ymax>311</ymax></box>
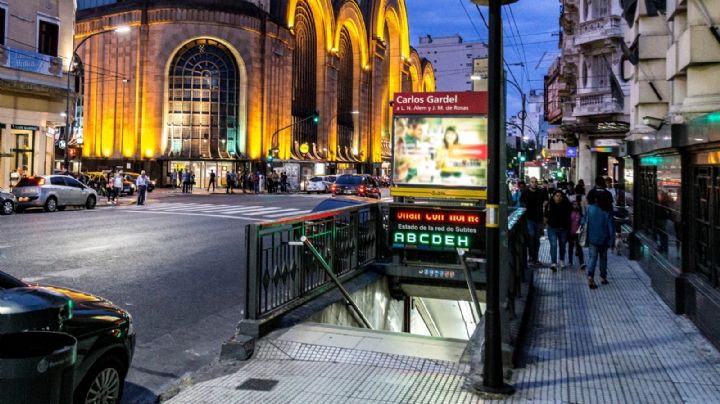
<box><xmin>471</xmin><ymin>0</ymin><xmax>517</xmax><ymax>396</ymax></box>
<box><xmin>63</xmin><ymin>25</ymin><xmax>130</xmax><ymax>172</ymax></box>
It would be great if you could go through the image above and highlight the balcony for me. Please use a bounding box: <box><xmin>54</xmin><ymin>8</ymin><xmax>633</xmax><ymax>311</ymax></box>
<box><xmin>575</xmin><ymin>16</ymin><xmax>624</xmax><ymax>46</ymax></box>
<box><xmin>0</xmin><ymin>45</ymin><xmax>63</xmax><ymax>77</ymax></box>
<box><xmin>573</xmin><ymin>90</ymin><xmax>624</xmax><ymax>117</ymax></box>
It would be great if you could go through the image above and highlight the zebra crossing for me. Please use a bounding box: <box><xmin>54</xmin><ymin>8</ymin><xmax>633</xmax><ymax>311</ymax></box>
<box><xmin>126</xmin><ymin>202</ymin><xmax>313</xmax><ymax>221</ymax></box>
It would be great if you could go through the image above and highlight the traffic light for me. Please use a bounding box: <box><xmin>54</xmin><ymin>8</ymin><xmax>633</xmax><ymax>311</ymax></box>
<box><xmin>519</xmin><ymin>154</ymin><xmax>526</xmax><ymax>162</ymax></box>
<box><xmin>312</xmin><ymin>111</ymin><xmax>319</xmax><ymax>124</ymax></box>
<box><xmin>267</xmin><ymin>149</ymin><xmax>274</xmax><ymax>163</ymax></box>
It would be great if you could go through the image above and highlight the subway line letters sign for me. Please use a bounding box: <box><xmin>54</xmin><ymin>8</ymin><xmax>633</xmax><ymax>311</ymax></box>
<box><xmin>389</xmin><ymin>205</ymin><xmax>484</xmax><ymax>252</ymax></box>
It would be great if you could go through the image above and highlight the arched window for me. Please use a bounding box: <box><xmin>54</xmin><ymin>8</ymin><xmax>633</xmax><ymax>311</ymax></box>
<box><xmin>292</xmin><ymin>0</ymin><xmax>318</xmax><ymax>149</ymax></box>
<box><xmin>336</xmin><ymin>27</ymin><xmax>354</xmax><ymax>158</ymax></box>
<box><xmin>167</xmin><ymin>39</ymin><xmax>239</xmax><ymax>159</ymax></box>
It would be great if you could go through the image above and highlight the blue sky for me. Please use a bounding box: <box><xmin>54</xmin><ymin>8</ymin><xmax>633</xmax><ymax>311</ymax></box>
<box><xmin>406</xmin><ymin>0</ymin><xmax>560</xmax><ymax>117</ymax></box>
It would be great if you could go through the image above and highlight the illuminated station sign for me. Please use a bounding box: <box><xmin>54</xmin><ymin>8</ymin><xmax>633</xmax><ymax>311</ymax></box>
<box><xmin>389</xmin><ymin>205</ymin><xmax>484</xmax><ymax>252</ymax></box>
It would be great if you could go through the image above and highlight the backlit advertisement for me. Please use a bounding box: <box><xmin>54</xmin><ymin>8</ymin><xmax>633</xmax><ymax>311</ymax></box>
<box><xmin>389</xmin><ymin>205</ymin><xmax>484</xmax><ymax>252</ymax></box>
<box><xmin>393</xmin><ymin>116</ymin><xmax>488</xmax><ymax>188</ymax></box>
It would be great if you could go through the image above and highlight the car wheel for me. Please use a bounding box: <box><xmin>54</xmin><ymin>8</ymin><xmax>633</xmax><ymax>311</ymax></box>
<box><xmin>1</xmin><ymin>200</ymin><xmax>13</xmax><ymax>215</ymax></box>
<box><xmin>44</xmin><ymin>197</ymin><xmax>58</xmax><ymax>212</ymax></box>
<box><xmin>74</xmin><ymin>355</ymin><xmax>126</xmax><ymax>404</ymax></box>
<box><xmin>86</xmin><ymin>196</ymin><xmax>97</xmax><ymax>210</ymax></box>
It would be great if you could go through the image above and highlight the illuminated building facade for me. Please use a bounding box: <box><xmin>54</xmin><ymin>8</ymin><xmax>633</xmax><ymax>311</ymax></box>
<box><xmin>73</xmin><ymin>0</ymin><xmax>435</xmax><ymax>186</ymax></box>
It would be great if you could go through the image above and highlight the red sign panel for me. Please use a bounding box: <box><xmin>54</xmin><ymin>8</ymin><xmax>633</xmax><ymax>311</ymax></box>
<box><xmin>393</xmin><ymin>92</ymin><xmax>488</xmax><ymax>116</ymax></box>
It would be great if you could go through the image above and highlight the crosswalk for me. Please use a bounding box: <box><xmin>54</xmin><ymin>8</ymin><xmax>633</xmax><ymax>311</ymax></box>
<box><xmin>126</xmin><ymin>202</ymin><xmax>313</xmax><ymax>221</ymax></box>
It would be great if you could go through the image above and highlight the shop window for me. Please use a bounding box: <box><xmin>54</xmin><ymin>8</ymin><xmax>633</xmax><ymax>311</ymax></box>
<box><xmin>692</xmin><ymin>166</ymin><xmax>720</xmax><ymax>287</ymax></box>
<box><xmin>638</xmin><ymin>155</ymin><xmax>682</xmax><ymax>267</ymax></box>
<box><xmin>38</xmin><ymin>20</ymin><xmax>59</xmax><ymax>57</ymax></box>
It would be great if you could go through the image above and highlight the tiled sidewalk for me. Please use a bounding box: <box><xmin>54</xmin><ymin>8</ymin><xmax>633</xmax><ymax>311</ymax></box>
<box><xmin>165</xmin><ymin>243</ymin><xmax>720</xmax><ymax>403</ymax></box>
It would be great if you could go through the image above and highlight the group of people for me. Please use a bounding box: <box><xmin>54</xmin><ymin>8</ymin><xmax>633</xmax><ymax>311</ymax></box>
<box><xmin>94</xmin><ymin>170</ymin><xmax>151</xmax><ymax>206</ymax></box>
<box><xmin>171</xmin><ymin>168</ymin><xmax>290</xmax><ymax>194</ymax></box>
<box><xmin>518</xmin><ymin>176</ymin><xmax>617</xmax><ymax>289</ymax></box>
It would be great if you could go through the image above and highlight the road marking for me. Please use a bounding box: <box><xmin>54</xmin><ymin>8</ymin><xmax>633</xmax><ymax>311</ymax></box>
<box><xmin>264</xmin><ymin>209</ymin><xmax>312</xmax><ymax>218</ymax></box>
<box><xmin>129</xmin><ymin>210</ymin><xmax>257</xmax><ymax>220</ymax></box>
<box><xmin>238</xmin><ymin>208</ymin><xmax>287</xmax><ymax>216</ymax></box>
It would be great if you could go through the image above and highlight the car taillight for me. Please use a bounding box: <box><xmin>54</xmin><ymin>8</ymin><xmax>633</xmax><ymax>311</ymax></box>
<box><xmin>38</xmin><ymin>178</ymin><xmax>46</xmax><ymax>185</ymax></box>
<box><xmin>359</xmin><ymin>185</ymin><xmax>366</xmax><ymax>193</ymax></box>
<box><xmin>331</xmin><ymin>184</ymin><xmax>337</xmax><ymax>192</ymax></box>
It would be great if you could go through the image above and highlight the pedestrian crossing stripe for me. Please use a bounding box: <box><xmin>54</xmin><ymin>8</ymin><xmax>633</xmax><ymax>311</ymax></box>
<box><xmin>128</xmin><ymin>202</ymin><xmax>313</xmax><ymax>221</ymax></box>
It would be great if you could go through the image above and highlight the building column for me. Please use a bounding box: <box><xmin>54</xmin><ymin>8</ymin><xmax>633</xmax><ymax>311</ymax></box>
<box><xmin>577</xmin><ymin>134</ymin><xmax>593</xmax><ymax>183</ymax></box>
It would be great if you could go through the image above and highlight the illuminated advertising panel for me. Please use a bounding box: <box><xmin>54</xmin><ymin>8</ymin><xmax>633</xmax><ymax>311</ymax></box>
<box><xmin>389</xmin><ymin>205</ymin><xmax>484</xmax><ymax>252</ymax></box>
<box><xmin>392</xmin><ymin>92</ymin><xmax>488</xmax><ymax>192</ymax></box>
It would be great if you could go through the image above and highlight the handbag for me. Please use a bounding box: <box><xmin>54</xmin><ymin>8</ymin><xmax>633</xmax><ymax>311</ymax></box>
<box><xmin>577</xmin><ymin>224</ymin><xmax>588</xmax><ymax>247</ymax></box>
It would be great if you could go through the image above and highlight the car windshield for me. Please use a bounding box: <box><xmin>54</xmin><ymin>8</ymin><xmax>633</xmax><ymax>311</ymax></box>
<box><xmin>16</xmin><ymin>177</ymin><xmax>42</xmax><ymax>187</ymax></box>
<box><xmin>336</xmin><ymin>176</ymin><xmax>363</xmax><ymax>185</ymax></box>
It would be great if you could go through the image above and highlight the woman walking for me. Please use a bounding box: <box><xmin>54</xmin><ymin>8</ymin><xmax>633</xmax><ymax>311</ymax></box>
<box><xmin>568</xmin><ymin>195</ymin><xmax>586</xmax><ymax>270</ymax></box>
<box><xmin>544</xmin><ymin>190</ymin><xmax>572</xmax><ymax>272</ymax></box>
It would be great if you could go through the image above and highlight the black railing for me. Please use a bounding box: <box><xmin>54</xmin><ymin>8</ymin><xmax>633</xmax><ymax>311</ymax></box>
<box><xmin>244</xmin><ymin>204</ymin><xmax>380</xmax><ymax>321</ymax></box>
<box><xmin>504</xmin><ymin>208</ymin><xmax>528</xmax><ymax>316</ymax></box>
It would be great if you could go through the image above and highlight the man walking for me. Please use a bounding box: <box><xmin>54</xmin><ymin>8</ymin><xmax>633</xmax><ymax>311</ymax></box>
<box><xmin>112</xmin><ymin>170</ymin><xmax>124</xmax><ymax>205</ymax></box>
<box><xmin>226</xmin><ymin>170</ymin><xmax>234</xmax><ymax>194</ymax></box>
<box><xmin>585</xmin><ymin>185</ymin><xmax>616</xmax><ymax>289</ymax></box>
<box><xmin>136</xmin><ymin>170</ymin><xmax>149</xmax><ymax>205</ymax></box>
<box><xmin>207</xmin><ymin>169</ymin><xmax>216</xmax><ymax>193</ymax></box>
<box><xmin>281</xmin><ymin>171</ymin><xmax>287</xmax><ymax>193</ymax></box>
<box><xmin>520</xmin><ymin>177</ymin><xmax>548</xmax><ymax>266</ymax></box>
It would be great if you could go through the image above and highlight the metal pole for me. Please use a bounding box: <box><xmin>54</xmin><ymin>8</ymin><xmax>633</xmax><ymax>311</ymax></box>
<box><xmin>298</xmin><ymin>236</ymin><xmax>373</xmax><ymax>329</ymax></box>
<box><xmin>457</xmin><ymin>249</ymin><xmax>484</xmax><ymax>323</ymax></box>
<box><xmin>478</xmin><ymin>0</ymin><xmax>515</xmax><ymax>395</ymax></box>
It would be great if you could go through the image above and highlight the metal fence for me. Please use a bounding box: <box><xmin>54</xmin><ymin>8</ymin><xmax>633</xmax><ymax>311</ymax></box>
<box><xmin>244</xmin><ymin>203</ymin><xmax>381</xmax><ymax>321</ymax></box>
<box><xmin>502</xmin><ymin>208</ymin><xmax>529</xmax><ymax>341</ymax></box>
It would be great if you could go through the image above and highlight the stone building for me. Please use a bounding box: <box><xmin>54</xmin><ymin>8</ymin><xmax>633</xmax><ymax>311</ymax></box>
<box><xmin>0</xmin><ymin>0</ymin><xmax>75</xmax><ymax>189</ymax></box>
<box><xmin>544</xmin><ymin>0</ymin><xmax>630</xmax><ymax>184</ymax></box>
<box><xmin>622</xmin><ymin>0</ymin><xmax>720</xmax><ymax>347</ymax></box>
<box><xmin>73</xmin><ymin>0</ymin><xmax>435</xmax><ymax>188</ymax></box>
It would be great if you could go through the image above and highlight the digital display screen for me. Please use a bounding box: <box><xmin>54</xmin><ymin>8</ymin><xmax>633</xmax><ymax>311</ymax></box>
<box><xmin>389</xmin><ymin>205</ymin><xmax>484</xmax><ymax>252</ymax></box>
<box><xmin>392</xmin><ymin>116</ymin><xmax>488</xmax><ymax>188</ymax></box>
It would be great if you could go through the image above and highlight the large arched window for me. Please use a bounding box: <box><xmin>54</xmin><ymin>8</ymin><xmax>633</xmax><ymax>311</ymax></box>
<box><xmin>167</xmin><ymin>39</ymin><xmax>239</xmax><ymax>159</ymax></box>
<box><xmin>292</xmin><ymin>0</ymin><xmax>318</xmax><ymax>149</ymax></box>
<box><xmin>336</xmin><ymin>27</ymin><xmax>354</xmax><ymax>158</ymax></box>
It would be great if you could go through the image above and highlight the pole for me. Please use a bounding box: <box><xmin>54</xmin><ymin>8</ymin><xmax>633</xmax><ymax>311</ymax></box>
<box><xmin>478</xmin><ymin>0</ymin><xmax>515</xmax><ymax>395</ymax></box>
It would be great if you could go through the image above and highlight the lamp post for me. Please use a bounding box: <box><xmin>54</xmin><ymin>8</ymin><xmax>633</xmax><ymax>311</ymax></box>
<box><xmin>63</xmin><ymin>25</ymin><xmax>130</xmax><ymax>172</ymax></box>
<box><xmin>471</xmin><ymin>0</ymin><xmax>516</xmax><ymax>395</ymax></box>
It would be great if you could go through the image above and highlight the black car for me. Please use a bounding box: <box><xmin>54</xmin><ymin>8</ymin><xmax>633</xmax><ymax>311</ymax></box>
<box><xmin>1</xmin><ymin>190</ymin><xmax>16</xmax><ymax>215</ymax></box>
<box><xmin>0</xmin><ymin>271</ymin><xmax>135</xmax><ymax>404</ymax></box>
<box><xmin>331</xmin><ymin>175</ymin><xmax>381</xmax><ymax>199</ymax></box>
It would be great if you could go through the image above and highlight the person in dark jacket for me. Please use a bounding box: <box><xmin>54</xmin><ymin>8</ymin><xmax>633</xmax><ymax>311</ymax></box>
<box><xmin>521</xmin><ymin>177</ymin><xmax>548</xmax><ymax>266</ymax></box>
<box><xmin>544</xmin><ymin>190</ymin><xmax>572</xmax><ymax>271</ymax></box>
<box><xmin>586</xmin><ymin>176</ymin><xmax>614</xmax><ymax>212</ymax></box>
<box><xmin>584</xmin><ymin>199</ymin><xmax>616</xmax><ymax>289</ymax></box>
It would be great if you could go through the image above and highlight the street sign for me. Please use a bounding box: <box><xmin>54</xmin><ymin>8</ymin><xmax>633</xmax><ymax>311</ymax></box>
<box><xmin>566</xmin><ymin>147</ymin><xmax>577</xmax><ymax>157</ymax></box>
<box><xmin>388</xmin><ymin>205</ymin><xmax>484</xmax><ymax>253</ymax></box>
<box><xmin>594</xmin><ymin>139</ymin><xmax>622</xmax><ymax>147</ymax></box>
<box><xmin>299</xmin><ymin>143</ymin><xmax>310</xmax><ymax>154</ymax></box>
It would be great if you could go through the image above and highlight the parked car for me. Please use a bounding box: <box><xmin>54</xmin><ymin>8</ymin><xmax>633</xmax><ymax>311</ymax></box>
<box><xmin>123</xmin><ymin>172</ymin><xmax>156</xmax><ymax>192</ymax></box>
<box><xmin>1</xmin><ymin>189</ymin><xmax>16</xmax><ymax>215</ymax></box>
<box><xmin>331</xmin><ymin>175</ymin><xmax>381</xmax><ymax>199</ymax></box>
<box><xmin>306</xmin><ymin>175</ymin><xmax>336</xmax><ymax>193</ymax></box>
<box><xmin>12</xmin><ymin>175</ymin><xmax>98</xmax><ymax>212</ymax></box>
<box><xmin>0</xmin><ymin>270</ymin><xmax>135</xmax><ymax>404</ymax></box>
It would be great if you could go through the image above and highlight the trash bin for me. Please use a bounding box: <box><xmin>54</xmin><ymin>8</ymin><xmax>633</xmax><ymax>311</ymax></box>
<box><xmin>0</xmin><ymin>287</ymin><xmax>73</xmax><ymax>333</ymax></box>
<box><xmin>0</xmin><ymin>331</ymin><xmax>77</xmax><ymax>404</ymax></box>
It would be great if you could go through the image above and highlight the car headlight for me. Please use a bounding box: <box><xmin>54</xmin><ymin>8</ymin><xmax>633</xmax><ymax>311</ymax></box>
<box><xmin>127</xmin><ymin>313</ymin><xmax>135</xmax><ymax>336</ymax></box>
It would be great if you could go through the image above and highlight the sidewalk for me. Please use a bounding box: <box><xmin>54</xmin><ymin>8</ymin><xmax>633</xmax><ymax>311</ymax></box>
<box><xmin>163</xmin><ymin>242</ymin><xmax>720</xmax><ymax>403</ymax></box>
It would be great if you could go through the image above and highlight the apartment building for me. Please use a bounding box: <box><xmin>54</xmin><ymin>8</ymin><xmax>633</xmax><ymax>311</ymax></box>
<box><xmin>0</xmin><ymin>0</ymin><xmax>75</xmax><ymax>188</ymax></box>
<box><xmin>417</xmin><ymin>34</ymin><xmax>487</xmax><ymax>91</ymax></box>
<box><xmin>622</xmin><ymin>0</ymin><xmax>720</xmax><ymax>348</ymax></box>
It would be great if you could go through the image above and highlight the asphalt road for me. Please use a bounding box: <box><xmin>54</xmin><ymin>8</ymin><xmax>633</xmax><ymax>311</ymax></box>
<box><xmin>0</xmin><ymin>190</ymin><xmax>331</xmax><ymax>403</ymax></box>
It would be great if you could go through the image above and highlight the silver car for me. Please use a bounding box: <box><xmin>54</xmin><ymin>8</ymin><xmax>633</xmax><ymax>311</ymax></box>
<box><xmin>0</xmin><ymin>190</ymin><xmax>16</xmax><ymax>215</ymax></box>
<box><xmin>12</xmin><ymin>175</ymin><xmax>98</xmax><ymax>212</ymax></box>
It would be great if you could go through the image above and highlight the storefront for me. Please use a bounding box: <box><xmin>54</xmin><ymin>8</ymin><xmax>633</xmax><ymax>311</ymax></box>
<box><xmin>164</xmin><ymin>160</ymin><xmax>248</xmax><ymax>189</ymax></box>
<box><xmin>629</xmin><ymin>112</ymin><xmax>720</xmax><ymax>348</ymax></box>
<box><xmin>0</xmin><ymin>123</ymin><xmax>55</xmax><ymax>189</ymax></box>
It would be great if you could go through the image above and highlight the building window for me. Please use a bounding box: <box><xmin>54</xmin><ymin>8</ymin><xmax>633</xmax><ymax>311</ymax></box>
<box><xmin>336</xmin><ymin>27</ymin><xmax>355</xmax><ymax>159</ymax></box>
<box><xmin>292</xmin><ymin>0</ymin><xmax>318</xmax><ymax>148</ymax></box>
<box><xmin>0</xmin><ymin>6</ymin><xmax>6</xmax><ymax>46</ymax></box>
<box><xmin>638</xmin><ymin>155</ymin><xmax>682</xmax><ymax>267</ymax></box>
<box><xmin>166</xmin><ymin>38</ymin><xmax>240</xmax><ymax>159</ymax></box>
<box><xmin>593</xmin><ymin>0</ymin><xmax>610</xmax><ymax>18</ymax></box>
<box><xmin>38</xmin><ymin>20</ymin><xmax>59</xmax><ymax>57</ymax></box>
<box><xmin>691</xmin><ymin>165</ymin><xmax>720</xmax><ymax>287</ymax></box>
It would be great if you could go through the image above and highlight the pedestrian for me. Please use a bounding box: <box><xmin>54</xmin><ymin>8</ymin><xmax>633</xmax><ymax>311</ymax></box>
<box><xmin>576</xmin><ymin>179</ymin><xmax>586</xmax><ymax>198</ymax></box>
<box><xmin>587</xmin><ymin>176</ymin><xmax>614</xmax><ymax>212</ymax></box>
<box><xmin>520</xmin><ymin>177</ymin><xmax>548</xmax><ymax>266</ymax></box>
<box><xmin>171</xmin><ymin>171</ymin><xmax>177</xmax><ymax>189</ymax></box>
<box><xmin>568</xmin><ymin>194</ymin><xmax>586</xmax><ymax>270</ymax></box>
<box><xmin>574</xmin><ymin>183</ymin><xmax>587</xmax><ymax>208</ymax></box>
<box><xmin>512</xmin><ymin>180</ymin><xmax>525</xmax><ymax>207</ymax></box>
<box><xmin>190</xmin><ymin>172</ymin><xmax>195</xmax><ymax>193</ymax></box>
<box><xmin>544</xmin><ymin>190</ymin><xmax>572</xmax><ymax>272</ymax></box>
<box><xmin>281</xmin><ymin>171</ymin><xmax>288</xmax><ymax>193</ymax></box>
<box><xmin>207</xmin><ymin>169</ymin><xmax>216</xmax><ymax>193</ymax></box>
<box><xmin>226</xmin><ymin>170</ymin><xmax>234</xmax><ymax>194</ymax></box>
<box><xmin>584</xmin><ymin>191</ymin><xmax>616</xmax><ymax>289</ymax></box>
<box><xmin>105</xmin><ymin>172</ymin><xmax>113</xmax><ymax>202</ymax></box>
<box><xmin>253</xmin><ymin>172</ymin><xmax>260</xmax><ymax>194</ymax></box>
<box><xmin>181</xmin><ymin>169</ymin><xmax>190</xmax><ymax>193</ymax></box>
<box><xmin>112</xmin><ymin>170</ymin><xmax>124</xmax><ymax>205</ymax></box>
<box><xmin>267</xmin><ymin>173</ymin><xmax>274</xmax><ymax>194</ymax></box>
<box><xmin>564</xmin><ymin>181</ymin><xmax>575</xmax><ymax>196</ymax></box>
<box><xmin>136</xmin><ymin>170</ymin><xmax>149</xmax><ymax>205</ymax></box>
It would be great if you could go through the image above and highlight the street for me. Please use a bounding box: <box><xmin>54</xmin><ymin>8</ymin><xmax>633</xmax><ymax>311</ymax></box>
<box><xmin>0</xmin><ymin>190</ymin><xmax>331</xmax><ymax>403</ymax></box>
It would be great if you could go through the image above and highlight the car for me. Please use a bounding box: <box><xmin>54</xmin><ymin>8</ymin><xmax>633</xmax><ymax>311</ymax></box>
<box><xmin>86</xmin><ymin>172</ymin><xmax>136</xmax><ymax>196</ymax></box>
<box><xmin>1</xmin><ymin>189</ymin><xmax>16</xmax><ymax>215</ymax></box>
<box><xmin>331</xmin><ymin>175</ymin><xmax>381</xmax><ymax>199</ymax></box>
<box><xmin>11</xmin><ymin>175</ymin><xmax>98</xmax><ymax>212</ymax></box>
<box><xmin>306</xmin><ymin>175</ymin><xmax>336</xmax><ymax>193</ymax></box>
<box><xmin>123</xmin><ymin>172</ymin><xmax>156</xmax><ymax>192</ymax></box>
<box><xmin>310</xmin><ymin>196</ymin><xmax>377</xmax><ymax>213</ymax></box>
<box><xmin>0</xmin><ymin>270</ymin><xmax>135</xmax><ymax>404</ymax></box>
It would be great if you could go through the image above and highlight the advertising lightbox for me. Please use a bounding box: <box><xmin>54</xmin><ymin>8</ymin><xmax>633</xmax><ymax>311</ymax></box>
<box><xmin>389</xmin><ymin>205</ymin><xmax>484</xmax><ymax>253</ymax></box>
<box><xmin>392</xmin><ymin>92</ymin><xmax>488</xmax><ymax>193</ymax></box>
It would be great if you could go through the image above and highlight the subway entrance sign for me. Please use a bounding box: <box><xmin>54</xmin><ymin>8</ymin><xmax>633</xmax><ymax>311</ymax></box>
<box><xmin>389</xmin><ymin>205</ymin><xmax>484</xmax><ymax>253</ymax></box>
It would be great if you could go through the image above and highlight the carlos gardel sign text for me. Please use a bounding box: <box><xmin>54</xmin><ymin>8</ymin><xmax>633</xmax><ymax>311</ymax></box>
<box><xmin>389</xmin><ymin>205</ymin><xmax>484</xmax><ymax>252</ymax></box>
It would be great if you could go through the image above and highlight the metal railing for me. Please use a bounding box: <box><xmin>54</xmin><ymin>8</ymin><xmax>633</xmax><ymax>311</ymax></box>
<box><xmin>503</xmin><ymin>208</ymin><xmax>529</xmax><ymax>317</ymax></box>
<box><xmin>244</xmin><ymin>203</ymin><xmax>381</xmax><ymax>321</ymax></box>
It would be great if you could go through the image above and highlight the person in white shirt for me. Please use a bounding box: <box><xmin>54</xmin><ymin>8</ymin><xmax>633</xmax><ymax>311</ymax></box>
<box><xmin>136</xmin><ymin>170</ymin><xmax>149</xmax><ymax>205</ymax></box>
<box><xmin>112</xmin><ymin>171</ymin><xmax>124</xmax><ymax>205</ymax></box>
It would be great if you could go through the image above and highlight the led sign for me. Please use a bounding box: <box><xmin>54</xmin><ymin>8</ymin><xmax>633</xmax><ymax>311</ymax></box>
<box><xmin>389</xmin><ymin>205</ymin><xmax>484</xmax><ymax>252</ymax></box>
